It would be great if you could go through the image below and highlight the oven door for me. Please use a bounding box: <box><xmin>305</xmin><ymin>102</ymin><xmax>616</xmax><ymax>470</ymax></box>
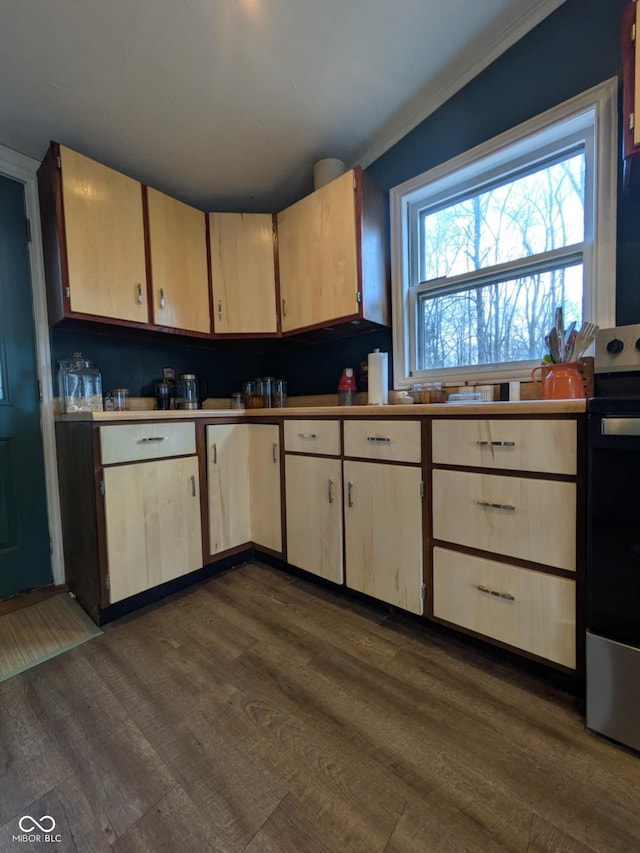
<box><xmin>588</xmin><ymin>415</ymin><xmax>640</xmax><ymax>647</ymax></box>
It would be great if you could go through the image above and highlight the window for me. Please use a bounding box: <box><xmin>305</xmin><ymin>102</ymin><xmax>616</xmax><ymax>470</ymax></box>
<box><xmin>390</xmin><ymin>79</ymin><xmax>617</xmax><ymax>387</ymax></box>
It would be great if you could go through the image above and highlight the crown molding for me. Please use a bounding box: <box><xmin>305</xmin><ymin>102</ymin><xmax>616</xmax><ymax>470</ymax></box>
<box><xmin>356</xmin><ymin>0</ymin><xmax>567</xmax><ymax>169</ymax></box>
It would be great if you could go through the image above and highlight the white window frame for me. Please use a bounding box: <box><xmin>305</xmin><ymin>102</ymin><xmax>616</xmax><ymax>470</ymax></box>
<box><xmin>390</xmin><ymin>77</ymin><xmax>618</xmax><ymax>389</ymax></box>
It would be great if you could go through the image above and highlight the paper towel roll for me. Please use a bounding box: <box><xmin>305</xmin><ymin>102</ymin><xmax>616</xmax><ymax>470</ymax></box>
<box><xmin>367</xmin><ymin>349</ymin><xmax>388</xmax><ymax>405</ymax></box>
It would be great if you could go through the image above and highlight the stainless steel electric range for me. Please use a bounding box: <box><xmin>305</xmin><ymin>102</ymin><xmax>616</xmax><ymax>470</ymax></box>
<box><xmin>587</xmin><ymin>323</ymin><xmax>640</xmax><ymax>752</ymax></box>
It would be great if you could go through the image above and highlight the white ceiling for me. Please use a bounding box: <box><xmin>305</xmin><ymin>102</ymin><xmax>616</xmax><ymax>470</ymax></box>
<box><xmin>0</xmin><ymin>0</ymin><xmax>565</xmax><ymax>212</ymax></box>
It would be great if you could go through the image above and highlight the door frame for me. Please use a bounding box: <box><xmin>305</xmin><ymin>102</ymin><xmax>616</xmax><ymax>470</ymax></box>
<box><xmin>0</xmin><ymin>143</ymin><xmax>64</xmax><ymax>585</ymax></box>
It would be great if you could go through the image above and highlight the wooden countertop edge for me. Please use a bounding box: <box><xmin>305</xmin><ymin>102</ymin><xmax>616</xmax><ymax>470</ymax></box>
<box><xmin>56</xmin><ymin>399</ymin><xmax>587</xmax><ymax>422</ymax></box>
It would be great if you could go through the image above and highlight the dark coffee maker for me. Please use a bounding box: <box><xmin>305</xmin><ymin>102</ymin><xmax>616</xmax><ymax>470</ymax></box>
<box><xmin>155</xmin><ymin>382</ymin><xmax>172</xmax><ymax>410</ymax></box>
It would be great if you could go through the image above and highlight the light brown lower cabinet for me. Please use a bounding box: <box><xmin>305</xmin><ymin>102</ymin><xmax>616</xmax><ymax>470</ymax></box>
<box><xmin>285</xmin><ymin>454</ymin><xmax>343</xmax><ymax>583</ymax></box>
<box><xmin>206</xmin><ymin>423</ymin><xmax>251</xmax><ymax>556</ymax></box>
<box><xmin>248</xmin><ymin>424</ymin><xmax>282</xmax><ymax>552</ymax></box>
<box><xmin>429</xmin><ymin>415</ymin><xmax>581</xmax><ymax>670</ymax></box>
<box><xmin>206</xmin><ymin>423</ymin><xmax>282</xmax><ymax>556</ymax></box>
<box><xmin>344</xmin><ymin>460</ymin><xmax>424</xmax><ymax>615</ymax></box>
<box><xmin>432</xmin><ymin>547</ymin><xmax>576</xmax><ymax>669</ymax></box>
<box><xmin>103</xmin><ymin>455</ymin><xmax>203</xmax><ymax>603</ymax></box>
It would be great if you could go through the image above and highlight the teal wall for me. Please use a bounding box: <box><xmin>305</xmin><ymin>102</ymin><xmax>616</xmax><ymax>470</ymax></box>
<box><xmin>367</xmin><ymin>0</ymin><xmax>637</xmax><ymax>326</ymax></box>
<box><xmin>52</xmin><ymin>0</ymin><xmax>634</xmax><ymax>396</ymax></box>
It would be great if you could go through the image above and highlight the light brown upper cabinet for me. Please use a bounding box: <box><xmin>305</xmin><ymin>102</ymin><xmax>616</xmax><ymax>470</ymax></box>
<box><xmin>277</xmin><ymin>167</ymin><xmax>389</xmax><ymax>334</ymax></box>
<box><xmin>145</xmin><ymin>187</ymin><xmax>211</xmax><ymax>335</ymax></box>
<box><xmin>209</xmin><ymin>212</ymin><xmax>279</xmax><ymax>335</ymax></box>
<box><xmin>37</xmin><ymin>142</ymin><xmax>149</xmax><ymax>326</ymax></box>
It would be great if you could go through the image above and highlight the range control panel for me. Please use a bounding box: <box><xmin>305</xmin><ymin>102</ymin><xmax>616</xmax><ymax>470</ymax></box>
<box><xmin>596</xmin><ymin>323</ymin><xmax>640</xmax><ymax>373</ymax></box>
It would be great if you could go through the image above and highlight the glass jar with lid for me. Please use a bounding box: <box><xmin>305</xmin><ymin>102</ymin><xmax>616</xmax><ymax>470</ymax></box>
<box><xmin>58</xmin><ymin>353</ymin><xmax>103</xmax><ymax>413</ymax></box>
<box><xmin>256</xmin><ymin>376</ymin><xmax>275</xmax><ymax>408</ymax></box>
<box><xmin>273</xmin><ymin>379</ymin><xmax>287</xmax><ymax>408</ymax></box>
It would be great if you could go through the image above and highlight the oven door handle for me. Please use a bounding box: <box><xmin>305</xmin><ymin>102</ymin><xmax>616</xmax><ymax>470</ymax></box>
<box><xmin>601</xmin><ymin>418</ymin><xmax>640</xmax><ymax>437</ymax></box>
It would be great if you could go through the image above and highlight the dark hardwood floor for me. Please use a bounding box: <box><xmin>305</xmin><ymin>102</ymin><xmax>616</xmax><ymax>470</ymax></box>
<box><xmin>1</xmin><ymin>562</ymin><xmax>639</xmax><ymax>852</ymax></box>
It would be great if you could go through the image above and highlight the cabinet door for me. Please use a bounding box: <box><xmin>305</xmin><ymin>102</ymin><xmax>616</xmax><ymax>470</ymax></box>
<box><xmin>344</xmin><ymin>460</ymin><xmax>423</xmax><ymax>614</ymax></box>
<box><xmin>285</xmin><ymin>455</ymin><xmax>343</xmax><ymax>583</ymax></box>
<box><xmin>210</xmin><ymin>212</ymin><xmax>278</xmax><ymax>334</ymax></box>
<box><xmin>249</xmin><ymin>424</ymin><xmax>282</xmax><ymax>552</ymax></box>
<box><xmin>277</xmin><ymin>170</ymin><xmax>358</xmax><ymax>332</ymax></box>
<box><xmin>60</xmin><ymin>145</ymin><xmax>148</xmax><ymax>323</ymax></box>
<box><xmin>207</xmin><ymin>424</ymin><xmax>251</xmax><ymax>555</ymax></box>
<box><xmin>103</xmin><ymin>456</ymin><xmax>202</xmax><ymax>603</ymax></box>
<box><xmin>146</xmin><ymin>187</ymin><xmax>211</xmax><ymax>334</ymax></box>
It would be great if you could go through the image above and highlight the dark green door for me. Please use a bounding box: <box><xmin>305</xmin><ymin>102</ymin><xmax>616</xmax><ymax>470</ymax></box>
<box><xmin>0</xmin><ymin>174</ymin><xmax>52</xmax><ymax>598</ymax></box>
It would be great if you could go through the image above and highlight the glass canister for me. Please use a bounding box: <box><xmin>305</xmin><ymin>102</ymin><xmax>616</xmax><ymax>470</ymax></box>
<box><xmin>243</xmin><ymin>380</ymin><xmax>263</xmax><ymax>409</ymax></box>
<box><xmin>58</xmin><ymin>353</ymin><xmax>103</xmax><ymax>413</ymax></box>
<box><xmin>257</xmin><ymin>376</ymin><xmax>275</xmax><ymax>408</ymax></box>
<box><xmin>273</xmin><ymin>379</ymin><xmax>287</xmax><ymax>408</ymax></box>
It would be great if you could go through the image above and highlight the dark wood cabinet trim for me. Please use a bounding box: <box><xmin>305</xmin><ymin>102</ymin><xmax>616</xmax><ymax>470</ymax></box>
<box><xmin>621</xmin><ymin>0</ymin><xmax>637</xmax><ymax>161</ymax></box>
<box><xmin>429</xmin><ymin>613</ymin><xmax>580</xmax><ymax>676</ymax></box>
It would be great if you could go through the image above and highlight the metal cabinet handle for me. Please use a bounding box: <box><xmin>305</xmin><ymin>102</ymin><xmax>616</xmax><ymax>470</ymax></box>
<box><xmin>328</xmin><ymin>479</ymin><xmax>334</xmax><ymax>503</ymax></box>
<box><xmin>298</xmin><ymin>433</ymin><xmax>318</xmax><ymax>439</ymax></box>
<box><xmin>476</xmin><ymin>584</ymin><xmax>515</xmax><ymax>602</ymax></box>
<box><xmin>217</xmin><ymin>301</ymin><xmax>223</xmax><ymax>320</ymax></box>
<box><xmin>477</xmin><ymin>500</ymin><xmax>516</xmax><ymax>511</ymax></box>
<box><xmin>477</xmin><ymin>440</ymin><xmax>515</xmax><ymax>447</ymax></box>
<box><xmin>272</xmin><ymin>442</ymin><xmax>278</xmax><ymax>463</ymax></box>
<box><xmin>136</xmin><ymin>282</ymin><xmax>143</xmax><ymax>304</ymax></box>
<box><xmin>190</xmin><ymin>475</ymin><xmax>196</xmax><ymax>497</ymax></box>
<box><xmin>347</xmin><ymin>482</ymin><xmax>353</xmax><ymax>507</ymax></box>
<box><xmin>282</xmin><ymin>298</ymin><xmax>287</xmax><ymax>317</ymax></box>
<box><xmin>211</xmin><ymin>443</ymin><xmax>217</xmax><ymax>464</ymax></box>
<box><xmin>367</xmin><ymin>436</ymin><xmax>391</xmax><ymax>443</ymax></box>
<box><xmin>138</xmin><ymin>436</ymin><xmax>167</xmax><ymax>443</ymax></box>
<box><xmin>159</xmin><ymin>288</ymin><xmax>165</xmax><ymax>309</ymax></box>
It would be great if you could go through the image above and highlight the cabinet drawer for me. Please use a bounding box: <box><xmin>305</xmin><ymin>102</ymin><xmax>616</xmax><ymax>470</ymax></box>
<box><xmin>343</xmin><ymin>420</ymin><xmax>421</xmax><ymax>463</ymax></box>
<box><xmin>432</xmin><ymin>547</ymin><xmax>575</xmax><ymax>668</ymax></box>
<box><xmin>432</xmin><ymin>419</ymin><xmax>576</xmax><ymax>475</ymax></box>
<box><xmin>284</xmin><ymin>419</ymin><xmax>341</xmax><ymax>456</ymax></box>
<box><xmin>432</xmin><ymin>469</ymin><xmax>575</xmax><ymax>571</ymax></box>
<box><xmin>100</xmin><ymin>422</ymin><xmax>196</xmax><ymax>464</ymax></box>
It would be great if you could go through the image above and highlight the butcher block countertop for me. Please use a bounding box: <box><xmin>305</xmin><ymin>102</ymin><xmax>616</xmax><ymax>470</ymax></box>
<box><xmin>57</xmin><ymin>399</ymin><xmax>586</xmax><ymax>421</ymax></box>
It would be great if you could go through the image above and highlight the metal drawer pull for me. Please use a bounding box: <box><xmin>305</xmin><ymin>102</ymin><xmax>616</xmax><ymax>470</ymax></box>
<box><xmin>282</xmin><ymin>298</ymin><xmax>287</xmax><ymax>317</ymax></box>
<box><xmin>328</xmin><ymin>479</ymin><xmax>334</xmax><ymax>503</ymax></box>
<box><xmin>136</xmin><ymin>282</ymin><xmax>143</xmax><ymax>304</ymax></box>
<box><xmin>298</xmin><ymin>433</ymin><xmax>318</xmax><ymax>439</ymax></box>
<box><xmin>211</xmin><ymin>443</ymin><xmax>217</xmax><ymax>464</ymax></box>
<box><xmin>159</xmin><ymin>287</ymin><xmax>165</xmax><ymax>309</ymax></box>
<box><xmin>217</xmin><ymin>300</ymin><xmax>223</xmax><ymax>320</ymax></box>
<box><xmin>347</xmin><ymin>482</ymin><xmax>353</xmax><ymax>507</ymax></box>
<box><xmin>367</xmin><ymin>436</ymin><xmax>391</xmax><ymax>443</ymax></box>
<box><xmin>477</xmin><ymin>500</ymin><xmax>516</xmax><ymax>511</ymax></box>
<box><xmin>190</xmin><ymin>475</ymin><xmax>196</xmax><ymax>497</ymax></box>
<box><xmin>272</xmin><ymin>443</ymin><xmax>278</xmax><ymax>463</ymax></box>
<box><xmin>476</xmin><ymin>584</ymin><xmax>515</xmax><ymax>602</ymax></box>
<box><xmin>477</xmin><ymin>440</ymin><xmax>515</xmax><ymax>447</ymax></box>
<box><xmin>138</xmin><ymin>436</ymin><xmax>168</xmax><ymax>443</ymax></box>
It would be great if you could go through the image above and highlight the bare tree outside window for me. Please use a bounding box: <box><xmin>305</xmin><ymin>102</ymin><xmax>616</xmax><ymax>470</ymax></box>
<box><xmin>416</xmin><ymin>152</ymin><xmax>585</xmax><ymax>371</ymax></box>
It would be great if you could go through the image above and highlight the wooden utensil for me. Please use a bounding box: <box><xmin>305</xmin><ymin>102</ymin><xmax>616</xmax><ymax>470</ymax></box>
<box><xmin>573</xmin><ymin>322</ymin><xmax>599</xmax><ymax>359</ymax></box>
